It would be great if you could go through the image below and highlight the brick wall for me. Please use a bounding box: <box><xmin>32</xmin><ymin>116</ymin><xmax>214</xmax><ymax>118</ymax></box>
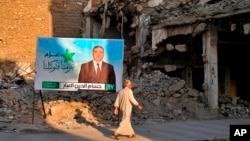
<box><xmin>0</xmin><ymin>0</ymin><xmax>87</xmax><ymax>63</ymax></box>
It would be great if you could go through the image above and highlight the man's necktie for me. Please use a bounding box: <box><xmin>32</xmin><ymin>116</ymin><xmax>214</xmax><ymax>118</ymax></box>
<box><xmin>97</xmin><ymin>63</ymin><xmax>101</xmax><ymax>80</ymax></box>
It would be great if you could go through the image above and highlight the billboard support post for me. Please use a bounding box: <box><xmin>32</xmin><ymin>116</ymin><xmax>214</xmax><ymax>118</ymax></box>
<box><xmin>32</xmin><ymin>88</ymin><xmax>35</xmax><ymax>124</ymax></box>
<box><xmin>31</xmin><ymin>89</ymin><xmax>46</xmax><ymax>124</ymax></box>
<box><xmin>40</xmin><ymin>90</ymin><xmax>46</xmax><ymax>119</ymax></box>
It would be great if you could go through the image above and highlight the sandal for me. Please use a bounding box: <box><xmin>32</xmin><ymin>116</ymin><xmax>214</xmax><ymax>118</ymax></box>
<box><xmin>113</xmin><ymin>133</ymin><xmax>119</xmax><ymax>140</ymax></box>
<box><xmin>127</xmin><ymin>134</ymin><xmax>136</xmax><ymax>138</ymax></box>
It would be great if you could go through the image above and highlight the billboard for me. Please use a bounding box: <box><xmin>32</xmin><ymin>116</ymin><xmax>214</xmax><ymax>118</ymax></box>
<box><xmin>34</xmin><ymin>37</ymin><xmax>124</xmax><ymax>92</ymax></box>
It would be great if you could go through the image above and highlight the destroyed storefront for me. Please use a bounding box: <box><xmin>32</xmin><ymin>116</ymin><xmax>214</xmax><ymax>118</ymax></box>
<box><xmin>148</xmin><ymin>0</ymin><xmax>250</xmax><ymax>111</ymax></box>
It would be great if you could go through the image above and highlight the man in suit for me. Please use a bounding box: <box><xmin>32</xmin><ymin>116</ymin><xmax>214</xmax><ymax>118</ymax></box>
<box><xmin>78</xmin><ymin>45</ymin><xmax>116</xmax><ymax>84</ymax></box>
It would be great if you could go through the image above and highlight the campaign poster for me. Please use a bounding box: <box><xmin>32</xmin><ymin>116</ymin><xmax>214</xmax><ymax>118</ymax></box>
<box><xmin>34</xmin><ymin>37</ymin><xmax>124</xmax><ymax>92</ymax></box>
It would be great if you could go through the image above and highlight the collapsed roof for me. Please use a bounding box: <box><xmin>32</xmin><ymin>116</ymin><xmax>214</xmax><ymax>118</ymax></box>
<box><xmin>150</xmin><ymin>0</ymin><xmax>250</xmax><ymax>28</ymax></box>
<box><xmin>86</xmin><ymin>0</ymin><xmax>250</xmax><ymax>27</ymax></box>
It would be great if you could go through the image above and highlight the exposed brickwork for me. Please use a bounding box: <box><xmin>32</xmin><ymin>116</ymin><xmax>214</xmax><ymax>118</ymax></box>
<box><xmin>0</xmin><ymin>0</ymin><xmax>86</xmax><ymax>62</ymax></box>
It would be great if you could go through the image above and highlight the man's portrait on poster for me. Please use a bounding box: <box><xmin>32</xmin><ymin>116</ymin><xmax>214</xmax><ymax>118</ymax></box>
<box><xmin>78</xmin><ymin>45</ymin><xmax>116</xmax><ymax>84</ymax></box>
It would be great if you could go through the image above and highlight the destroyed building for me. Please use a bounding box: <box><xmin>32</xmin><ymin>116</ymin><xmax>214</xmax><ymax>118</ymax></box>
<box><xmin>82</xmin><ymin>0</ymin><xmax>250</xmax><ymax>111</ymax></box>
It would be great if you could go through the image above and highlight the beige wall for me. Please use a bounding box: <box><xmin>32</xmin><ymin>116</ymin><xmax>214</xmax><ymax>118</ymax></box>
<box><xmin>0</xmin><ymin>0</ymin><xmax>86</xmax><ymax>63</ymax></box>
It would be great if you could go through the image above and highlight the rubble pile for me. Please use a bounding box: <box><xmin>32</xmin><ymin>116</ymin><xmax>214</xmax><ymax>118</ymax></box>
<box><xmin>0</xmin><ymin>61</ymin><xmax>250</xmax><ymax>130</ymax></box>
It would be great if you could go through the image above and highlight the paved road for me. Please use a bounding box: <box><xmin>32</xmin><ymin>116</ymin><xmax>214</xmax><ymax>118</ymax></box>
<box><xmin>1</xmin><ymin>118</ymin><xmax>249</xmax><ymax>141</ymax></box>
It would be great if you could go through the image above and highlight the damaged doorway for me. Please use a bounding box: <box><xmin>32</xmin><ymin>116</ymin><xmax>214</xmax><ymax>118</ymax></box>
<box><xmin>218</xmin><ymin>31</ymin><xmax>250</xmax><ymax>101</ymax></box>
